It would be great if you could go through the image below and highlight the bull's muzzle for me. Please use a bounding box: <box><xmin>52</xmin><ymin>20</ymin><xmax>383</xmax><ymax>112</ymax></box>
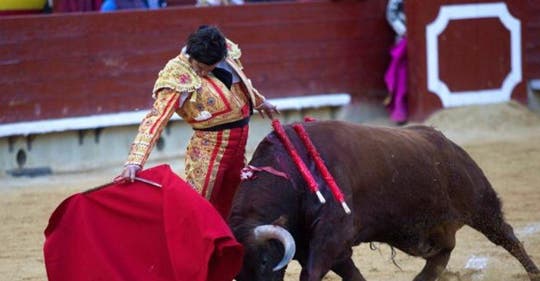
<box><xmin>253</xmin><ymin>225</ymin><xmax>296</xmax><ymax>271</ymax></box>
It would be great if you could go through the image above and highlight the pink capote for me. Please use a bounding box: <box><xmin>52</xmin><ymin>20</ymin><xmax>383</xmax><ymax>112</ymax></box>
<box><xmin>43</xmin><ymin>164</ymin><xmax>243</xmax><ymax>281</ymax></box>
<box><xmin>384</xmin><ymin>37</ymin><xmax>408</xmax><ymax>123</ymax></box>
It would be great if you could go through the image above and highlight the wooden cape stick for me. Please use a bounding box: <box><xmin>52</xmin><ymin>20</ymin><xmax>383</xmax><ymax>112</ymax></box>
<box><xmin>134</xmin><ymin>177</ymin><xmax>162</xmax><ymax>188</ymax></box>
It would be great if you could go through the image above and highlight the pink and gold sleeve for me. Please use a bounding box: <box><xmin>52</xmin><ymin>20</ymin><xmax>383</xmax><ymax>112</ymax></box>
<box><xmin>125</xmin><ymin>89</ymin><xmax>180</xmax><ymax>167</ymax></box>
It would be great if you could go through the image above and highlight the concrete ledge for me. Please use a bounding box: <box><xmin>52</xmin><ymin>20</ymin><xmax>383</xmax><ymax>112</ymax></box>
<box><xmin>0</xmin><ymin>94</ymin><xmax>350</xmax><ymax>175</ymax></box>
<box><xmin>530</xmin><ymin>79</ymin><xmax>540</xmax><ymax>91</ymax></box>
<box><xmin>0</xmin><ymin>94</ymin><xmax>350</xmax><ymax>138</ymax></box>
<box><xmin>528</xmin><ymin>79</ymin><xmax>540</xmax><ymax>113</ymax></box>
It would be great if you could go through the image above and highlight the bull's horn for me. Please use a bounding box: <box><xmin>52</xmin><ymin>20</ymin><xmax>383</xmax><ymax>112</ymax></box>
<box><xmin>253</xmin><ymin>225</ymin><xmax>296</xmax><ymax>271</ymax></box>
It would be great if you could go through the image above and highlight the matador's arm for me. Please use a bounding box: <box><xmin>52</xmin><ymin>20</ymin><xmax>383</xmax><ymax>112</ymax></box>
<box><xmin>125</xmin><ymin>89</ymin><xmax>181</xmax><ymax>168</ymax></box>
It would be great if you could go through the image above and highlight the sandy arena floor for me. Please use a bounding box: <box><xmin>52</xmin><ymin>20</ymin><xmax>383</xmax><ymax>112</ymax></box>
<box><xmin>1</xmin><ymin>102</ymin><xmax>539</xmax><ymax>281</ymax></box>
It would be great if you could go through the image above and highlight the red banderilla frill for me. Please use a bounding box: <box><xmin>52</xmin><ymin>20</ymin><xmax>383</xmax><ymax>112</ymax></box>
<box><xmin>241</xmin><ymin>165</ymin><xmax>289</xmax><ymax>181</ymax></box>
<box><xmin>272</xmin><ymin>119</ymin><xmax>326</xmax><ymax>204</ymax></box>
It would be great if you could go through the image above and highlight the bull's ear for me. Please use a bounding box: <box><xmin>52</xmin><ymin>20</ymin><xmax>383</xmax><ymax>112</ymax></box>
<box><xmin>272</xmin><ymin>215</ymin><xmax>288</xmax><ymax>227</ymax></box>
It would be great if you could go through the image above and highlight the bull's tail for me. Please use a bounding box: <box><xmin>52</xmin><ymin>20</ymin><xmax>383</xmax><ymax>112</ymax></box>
<box><xmin>369</xmin><ymin>242</ymin><xmax>403</xmax><ymax>271</ymax></box>
<box><xmin>469</xmin><ymin>197</ymin><xmax>540</xmax><ymax>280</ymax></box>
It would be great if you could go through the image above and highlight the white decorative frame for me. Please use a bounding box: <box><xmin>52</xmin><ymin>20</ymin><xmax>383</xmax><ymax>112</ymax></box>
<box><xmin>425</xmin><ymin>2</ymin><xmax>522</xmax><ymax>107</ymax></box>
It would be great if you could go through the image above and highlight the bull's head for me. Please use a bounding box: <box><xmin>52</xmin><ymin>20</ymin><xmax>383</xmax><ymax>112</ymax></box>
<box><xmin>235</xmin><ymin>225</ymin><xmax>296</xmax><ymax>281</ymax></box>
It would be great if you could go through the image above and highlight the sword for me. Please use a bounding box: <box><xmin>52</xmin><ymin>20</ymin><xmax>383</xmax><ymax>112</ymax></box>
<box><xmin>134</xmin><ymin>177</ymin><xmax>162</xmax><ymax>188</ymax></box>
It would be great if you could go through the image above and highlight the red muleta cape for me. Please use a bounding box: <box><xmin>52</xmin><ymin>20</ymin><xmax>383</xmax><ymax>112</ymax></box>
<box><xmin>43</xmin><ymin>164</ymin><xmax>243</xmax><ymax>281</ymax></box>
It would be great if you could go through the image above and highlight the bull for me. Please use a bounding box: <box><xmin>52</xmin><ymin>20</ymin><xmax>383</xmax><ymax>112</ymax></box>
<box><xmin>228</xmin><ymin>120</ymin><xmax>540</xmax><ymax>281</ymax></box>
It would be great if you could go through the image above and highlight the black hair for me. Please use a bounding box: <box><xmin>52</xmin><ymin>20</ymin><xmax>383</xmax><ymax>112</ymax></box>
<box><xmin>186</xmin><ymin>25</ymin><xmax>228</xmax><ymax>65</ymax></box>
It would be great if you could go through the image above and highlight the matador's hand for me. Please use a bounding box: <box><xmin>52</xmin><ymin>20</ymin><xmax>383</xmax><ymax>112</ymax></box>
<box><xmin>255</xmin><ymin>100</ymin><xmax>280</xmax><ymax>120</ymax></box>
<box><xmin>113</xmin><ymin>164</ymin><xmax>142</xmax><ymax>183</ymax></box>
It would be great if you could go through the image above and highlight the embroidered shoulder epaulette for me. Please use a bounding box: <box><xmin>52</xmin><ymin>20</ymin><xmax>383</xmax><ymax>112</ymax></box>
<box><xmin>226</xmin><ymin>39</ymin><xmax>242</xmax><ymax>60</ymax></box>
<box><xmin>152</xmin><ymin>56</ymin><xmax>201</xmax><ymax>98</ymax></box>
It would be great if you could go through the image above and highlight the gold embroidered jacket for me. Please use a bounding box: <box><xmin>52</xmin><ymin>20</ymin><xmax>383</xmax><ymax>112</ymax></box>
<box><xmin>125</xmin><ymin>40</ymin><xmax>265</xmax><ymax>167</ymax></box>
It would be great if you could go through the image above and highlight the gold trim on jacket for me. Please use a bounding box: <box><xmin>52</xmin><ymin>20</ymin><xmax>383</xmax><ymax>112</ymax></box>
<box><xmin>152</xmin><ymin>56</ymin><xmax>201</xmax><ymax>98</ymax></box>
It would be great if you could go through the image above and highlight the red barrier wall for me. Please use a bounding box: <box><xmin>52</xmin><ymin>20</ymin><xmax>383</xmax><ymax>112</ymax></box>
<box><xmin>0</xmin><ymin>1</ymin><xmax>394</xmax><ymax>124</ymax></box>
<box><xmin>526</xmin><ymin>0</ymin><xmax>540</xmax><ymax>81</ymax></box>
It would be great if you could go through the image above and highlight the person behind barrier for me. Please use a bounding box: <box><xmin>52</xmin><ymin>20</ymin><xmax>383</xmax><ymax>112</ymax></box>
<box><xmin>100</xmin><ymin>0</ymin><xmax>165</xmax><ymax>11</ymax></box>
<box><xmin>384</xmin><ymin>0</ymin><xmax>408</xmax><ymax>124</ymax></box>
<box><xmin>386</xmin><ymin>0</ymin><xmax>406</xmax><ymax>40</ymax></box>
<box><xmin>46</xmin><ymin>0</ymin><xmax>101</xmax><ymax>12</ymax></box>
<box><xmin>196</xmin><ymin>0</ymin><xmax>243</xmax><ymax>7</ymax></box>
<box><xmin>114</xmin><ymin>25</ymin><xmax>278</xmax><ymax>218</ymax></box>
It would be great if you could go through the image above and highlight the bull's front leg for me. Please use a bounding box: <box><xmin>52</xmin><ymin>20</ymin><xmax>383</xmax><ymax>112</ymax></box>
<box><xmin>299</xmin><ymin>224</ymin><xmax>364</xmax><ymax>281</ymax></box>
<box><xmin>299</xmin><ymin>247</ymin><xmax>365</xmax><ymax>281</ymax></box>
<box><xmin>331</xmin><ymin>257</ymin><xmax>367</xmax><ymax>281</ymax></box>
<box><xmin>299</xmin><ymin>259</ymin><xmax>327</xmax><ymax>281</ymax></box>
